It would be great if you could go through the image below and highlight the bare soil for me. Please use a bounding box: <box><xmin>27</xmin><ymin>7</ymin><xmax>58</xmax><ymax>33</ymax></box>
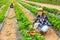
<box><xmin>0</xmin><ymin>8</ymin><xmax>16</xmax><ymax>40</ymax></box>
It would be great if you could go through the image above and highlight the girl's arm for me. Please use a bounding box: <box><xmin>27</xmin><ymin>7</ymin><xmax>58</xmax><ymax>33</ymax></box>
<box><xmin>32</xmin><ymin>16</ymin><xmax>39</xmax><ymax>26</ymax></box>
<box><xmin>45</xmin><ymin>16</ymin><xmax>51</xmax><ymax>26</ymax></box>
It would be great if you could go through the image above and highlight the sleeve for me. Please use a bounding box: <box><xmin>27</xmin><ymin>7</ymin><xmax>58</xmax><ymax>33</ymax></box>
<box><xmin>42</xmin><ymin>15</ymin><xmax>51</xmax><ymax>26</ymax></box>
<box><xmin>45</xmin><ymin>20</ymin><xmax>51</xmax><ymax>26</ymax></box>
<box><xmin>32</xmin><ymin>16</ymin><xmax>38</xmax><ymax>27</ymax></box>
<box><xmin>45</xmin><ymin>16</ymin><xmax>51</xmax><ymax>26</ymax></box>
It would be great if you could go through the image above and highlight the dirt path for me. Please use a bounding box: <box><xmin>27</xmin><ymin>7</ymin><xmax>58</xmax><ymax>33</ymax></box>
<box><xmin>23</xmin><ymin>0</ymin><xmax>60</xmax><ymax>10</ymax></box>
<box><xmin>0</xmin><ymin>8</ymin><xmax>16</xmax><ymax>40</ymax></box>
<box><xmin>17</xmin><ymin>2</ymin><xmax>34</xmax><ymax>23</ymax></box>
<box><xmin>17</xmin><ymin>2</ymin><xmax>60</xmax><ymax>40</ymax></box>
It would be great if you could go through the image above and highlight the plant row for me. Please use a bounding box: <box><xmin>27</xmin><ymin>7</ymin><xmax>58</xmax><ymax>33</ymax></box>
<box><xmin>0</xmin><ymin>1</ymin><xmax>10</xmax><ymax>23</ymax></box>
<box><xmin>28</xmin><ymin>0</ymin><xmax>60</xmax><ymax>5</ymax></box>
<box><xmin>19</xmin><ymin>1</ymin><xmax>38</xmax><ymax>15</ymax></box>
<box><xmin>23</xmin><ymin>1</ymin><xmax>60</xmax><ymax>15</ymax></box>
<box><xmin>0</xmin><ymin>0</ymin><xmax>8</xmax><ymax>7</ymax></box>
<box><xmin>14</xmin><ymin>2</ymin><xmax>44</xmax><ymax>40</ymax></box>
<box><xmin>19</xmin><ymin>1</ymin><xmax>60</xmax><ymax>31</ymax></box>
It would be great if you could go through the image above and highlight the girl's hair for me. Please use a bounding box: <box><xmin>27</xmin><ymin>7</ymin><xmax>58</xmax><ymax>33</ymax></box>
<box><xmin>43</xmin><ymin>12</ymin><xmax>48</xmax><ymax>20</ymax></box>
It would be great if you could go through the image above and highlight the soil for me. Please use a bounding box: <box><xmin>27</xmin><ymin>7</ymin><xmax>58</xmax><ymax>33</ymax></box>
<box><xmin>0</xmin><ymin>8</ymin><xmax>16</xmax><ymax>40</ymax></box>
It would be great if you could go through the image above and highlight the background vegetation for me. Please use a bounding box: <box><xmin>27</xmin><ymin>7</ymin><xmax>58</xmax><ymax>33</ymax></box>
<box><xmin>27</xmin><ymin>0</ymin><xmax>60</xmax><ymax>5</ymax></box>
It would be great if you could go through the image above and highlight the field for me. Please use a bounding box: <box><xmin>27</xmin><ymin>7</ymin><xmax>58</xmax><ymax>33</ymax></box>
<box><xmin>27</xmin><ymin>0</ymin><xmax>60</xmax><ymax>5</ymax></box>
<box><xmin>0</xmin><ymin>0</ymin><xmax>60</xmax><ymax>40</ymax></box>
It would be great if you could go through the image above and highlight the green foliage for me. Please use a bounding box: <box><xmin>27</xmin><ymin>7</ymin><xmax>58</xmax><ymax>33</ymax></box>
<box><xmin>45</xmin><ymin>12</ymin><xmax>60</xmax><ymax>31</ymax></box>
<box><xmin>14</xmin><ymin>2</ymin><xmax>44</xmax><ymax>40</ymax></box>
<box><xmin>0</xmin><ymin>0</ymin><xmax>9</xmax><ymax>7</ymax></box>
<box><xmin>20</xmin><ymin>1</ymin><xmax>60</xmax><ymax>31</ymax></box>
<box><xmin>28</xmin><ymin>0</ymin><xmax>60</xmax><ymax>5</ymax></box>
<box><xmin>20</xmin><ymin>30</ymin><xmax>44</xmax><ymax>40</ymax></box>
<box><xmin>23</xmin><ymin>2</ymin><xmax>60</xmax><ymax>15</ymax></box>
<box><xmin>14</xmin><ymin>2</ymin><xmax>31</xmax><ymax>30</ymax></box>
<box><xmin>19</xmin><ymin>1</ymin><xmax>38</xmax><ymax>15</ymax></box>
<box><xmin>0</xmin><ymin>1</ymin><xmax>10</xmax><ymax>23</ymax></box>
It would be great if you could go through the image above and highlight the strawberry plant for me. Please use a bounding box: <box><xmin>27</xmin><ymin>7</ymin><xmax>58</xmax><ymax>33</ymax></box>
<box><xmin>23</xmin><ymin>1</ymin><xmax>60</xmax><ymax>15</ymax></box>
<box><xmin>20</xmin><ymin>30</ymin><xmax>44</xmax><ymax>40</ymax></box>
<box><xmin>14</xmin><ymin>2</ymin><xmax>31</xmax><ymax>30</ymax></box>
<box><xmin>28</xmin><ymin>0</ymin><xmax>60</xmax><ymax>5</ymax></box>
<box><xmin>0</xmin><ymin>0</ymin><xmax>9</xmax><ymax>7</ymax></box>
<box><xmin>0</xmin><ymin>1</ymin><xmax>10</xmax><ymax>23</ymax></box>
<box><xmin>19</xmin><ymin>1</ymin><xmax>38</xmax><ymax>15</ymax></box>
<box><xmin>45</xmin><ymin>12</ymin><xmax>60</xmax><ymax>31</ymax></box>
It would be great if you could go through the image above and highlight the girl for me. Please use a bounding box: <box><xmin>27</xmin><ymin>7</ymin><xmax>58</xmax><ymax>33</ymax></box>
<box><xmin>33</xmin><ymin>8</ymin><xmax>50</xmax><ymax>34</ymax></box>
